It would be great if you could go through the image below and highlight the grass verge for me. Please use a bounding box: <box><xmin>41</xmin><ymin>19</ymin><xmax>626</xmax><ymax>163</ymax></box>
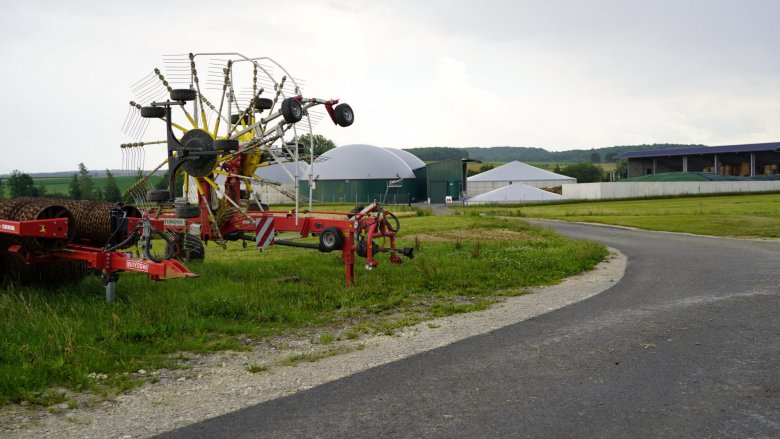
<box><xmin>0</xmin><ymin>214</ymin><xmax>606</xmax><ymax>404</ymax></box>
<box><xmin>459</xmin><ymin>193</ymin><xmax>780</xmax><ymax>238</ymax></box>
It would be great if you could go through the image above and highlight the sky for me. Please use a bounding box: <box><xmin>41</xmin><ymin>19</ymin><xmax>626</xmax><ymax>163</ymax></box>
<box><xmin>1</xmin><ymin>0</ymin><xmax>779</xmax><ymax>173</ymax></box>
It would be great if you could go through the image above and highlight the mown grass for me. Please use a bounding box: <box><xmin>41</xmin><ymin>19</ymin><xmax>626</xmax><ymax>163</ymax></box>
<box><xmin>460</xmin><ymin>193</ymin><xmax>780</xmax><ymax>237</ymax></box>
<box><xmin>0</xmin><ymin>214</ymin><xmax>606</xmax><ymax>404</ymax></box>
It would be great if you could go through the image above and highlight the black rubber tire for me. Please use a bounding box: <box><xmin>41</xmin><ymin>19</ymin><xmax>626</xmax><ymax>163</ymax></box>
<box><xmin>140</xmin><ymin>106</ymin><xmax>166</xmax><ymax>118</ymax></box>
<box><xmin>281</xmin><ymin>98</ymin><xmax>303</xmax><ymax>123</ymax></box>
<box><xmin>213</xmin><ymin>139</ymin><xmax>239</xmax><ymax>151</ymax></box>
<box><xmin>175</xmin><ymin>204</ymin><xmax>201</xmax><ymax>219</ymax></box>
<box><xmin>253</xmin><ymin>97</ymin><xmax>273</xmax><ymax>111</ymax></box>
<box><xmin>230</xmin><ymin>114</ymin><xmax>251</xmax><ymax>125</ymax></box>
<box><xmin>147</xmin><ymin>189</ymin><xmax>171</xmax><ymax>202</ymax></box>
<box><xmin>171</xmin><ymin>89</ymin><xmax>197</xmax><ymax>101</ymax></box>
<box><xmin>182</xmin><ymin>234</ymin><xmax>205</xmax><ymax>261</ymax></box>
<box><xmin>334</xmin><ymin>103</ymin><xmax>354</xmax><ymax>127</ymax></box>
<box><xmin>247</xmin><ymin>201</ymin><xmax>270</xmax><ymax>211</ymax></box>
<box><xmin>318</xmin><ymin>227</ymin><xmax>344</xmax><ymax>253</ymax></box>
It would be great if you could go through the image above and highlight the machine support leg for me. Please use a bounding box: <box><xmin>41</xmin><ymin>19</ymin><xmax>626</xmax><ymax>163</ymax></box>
<box><xmin>102</xmin><ymin>273</ymin><xmax>119</xmax><ymax>304</ymax></box>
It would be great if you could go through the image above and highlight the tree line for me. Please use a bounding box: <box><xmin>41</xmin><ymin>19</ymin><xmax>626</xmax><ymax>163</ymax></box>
<box><xmin>0</xmin><ymin>163</ymin><xmax>122</xmax><ymax>201</ymax></box>
<box><xmin>466</xmin><ymin>161</ymin><xmax>627</xmax><ymax>183</ymax></box>
<box><xmin>405</xmin><ymin>144</ymin><xmax>703</xmax><ymax>163</ymax></box>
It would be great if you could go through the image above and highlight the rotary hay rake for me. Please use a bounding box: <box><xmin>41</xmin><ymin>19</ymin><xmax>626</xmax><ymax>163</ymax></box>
<box><xmin>0</xmin><ymin>53</ymin><xmax>412</xmax><ymax>302</ymax></box>
<box><xmin>120</xmin><ymin>52</ymin><xmax>413</xmax><ymax>285</ymax></box>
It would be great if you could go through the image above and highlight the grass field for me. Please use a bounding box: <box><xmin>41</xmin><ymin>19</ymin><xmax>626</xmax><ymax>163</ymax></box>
<box><xmin>461</xmin><ymin>193</ymin><xmax>780</xmax><ymax>238</ymax></box>
<box><xmin>32</xmin><ymin>175</ymin><xmax>163</xmax><ymax>197</ymax></box>
<box><xmin>0</xmin><ymin>214</ymin><xmax>606</xmax><ymax>405</ymax></box>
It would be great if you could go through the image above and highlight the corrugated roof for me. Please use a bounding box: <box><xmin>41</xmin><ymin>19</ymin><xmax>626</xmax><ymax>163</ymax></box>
<box><xmin>311</xmin><ymin>144</ymin><xmax>416</xmax><ymax>180</ymax></box>
<box><xmin>467</xmin><ymin>161</ymin><xmax>575</xmax><ymax>182</ymax></box>
<box><xmin>616</xmin><ymin>142</ymin><xmax>780</xmax><ymax>159</ymax></box>
<box><xmin>468</xmin><ymin>182</ymin><xmax>562</xmax><ymax>203</ymax></box>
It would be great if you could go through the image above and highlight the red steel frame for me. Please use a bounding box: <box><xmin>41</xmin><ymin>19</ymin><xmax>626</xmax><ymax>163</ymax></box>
<box><xmin>153</xmin><ymin>196</ymin><xmax>404</xmax><ymax>286</ymax></box>
<box><xmin>0</xmin><ymin>218</ymin><xmax>70</xmax><ymax>239</ymax></box>
<box><xmin>0</xmin><ymin>217</ymin><xmax>196</xmax><ymax>281</ymax></box>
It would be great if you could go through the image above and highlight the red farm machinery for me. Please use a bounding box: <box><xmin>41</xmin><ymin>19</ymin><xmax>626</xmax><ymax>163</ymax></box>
<box><xmin>0</xmin><ymin>53</ymin><xmax>413</xmax><ymax>301</ymax></box>
<box><xmin>0</xmin><ymin>198</ymin><xmax>196</xmax><ymax>302</ymax></box>
<box><xmin>116</xmin><ymin>52</ymin><xmax>413</xmax><ymax>284</ymax></box>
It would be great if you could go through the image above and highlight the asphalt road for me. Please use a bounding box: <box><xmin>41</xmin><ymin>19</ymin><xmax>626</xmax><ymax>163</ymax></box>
<box><xmin>158</xmin><ymin>221</ymin><xmax>780</xmax><ymax>438</ymax></box>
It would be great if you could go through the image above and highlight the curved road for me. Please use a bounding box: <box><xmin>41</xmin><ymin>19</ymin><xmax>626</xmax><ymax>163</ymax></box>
<box><xmin>158</xmin><ymin>221</ymin><xmax>780</xmax><ymax>438</ymax></box>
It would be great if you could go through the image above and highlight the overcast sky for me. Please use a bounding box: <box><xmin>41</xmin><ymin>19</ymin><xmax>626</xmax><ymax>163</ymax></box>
<box><xmin>1</xmin><ymin>0</ymin><xmax>779</xmax><ymax>173</ymax></box>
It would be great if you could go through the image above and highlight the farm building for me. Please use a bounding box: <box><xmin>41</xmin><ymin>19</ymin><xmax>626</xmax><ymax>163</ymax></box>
<box><xmin>467</xmin><ymin>161</ymin><xmax>576</xmax><ymax>197</ymax></box>
<box><xmin>254</xmin><ymin>162</ymin><xmax>309</xmax><ymax>204</ymax></box>
<box><xmin>300</xmin><ymin>144</ymin><xmax>466</xmax><ymax>204</ymax></box>
<box><xmin>617</xmin><ymin>142</ymin><xmax>780</xmax><ymax>178</ymax></box>
<box><xmin>466</xmin><ymin>182</ymin><xmax>563</xmax><ymax>204</ymax></box>
<box><xmin>303</xmin><ymin>144</ymin><xmax>417</xmax><ymax>204</ymax></box>
<box><xmin>208</xmin><ymin>162</ymin><xmax>308</xmax><ymax>204</ymax></box>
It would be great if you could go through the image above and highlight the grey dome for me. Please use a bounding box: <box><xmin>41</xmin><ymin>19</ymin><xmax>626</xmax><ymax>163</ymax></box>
<box><xmin>310</xmin><ymin>144</ymin><xmax>416</xmax><ymax>180</ymax></box>
<box><xmin>385</xmin><ymin>148</ymin><xmax>426</xmax><ymax>170</ymax></box>
<box><xmin>256</xmin><ymin>162</ymin><xmax>309</xmax><ymax>185</ymax></box>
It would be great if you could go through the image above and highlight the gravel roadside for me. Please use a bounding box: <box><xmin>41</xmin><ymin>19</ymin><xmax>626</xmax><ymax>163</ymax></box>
<box><xmin>1</xmin><ymin>249</ymin><xmax>625</xmax><ymax>439</ymax></box>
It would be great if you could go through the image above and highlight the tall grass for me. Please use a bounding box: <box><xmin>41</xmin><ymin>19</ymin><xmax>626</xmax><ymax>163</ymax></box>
<box><xmin>0</xmin><ymin>215</ymin><xmax>606</xmax><ymax>403</ymax></box>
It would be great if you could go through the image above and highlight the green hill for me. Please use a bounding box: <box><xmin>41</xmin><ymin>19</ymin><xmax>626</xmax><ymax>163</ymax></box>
<box><xmin>404</xmin><ymin>144</ymin><xmax>704</xmax><ymax>163</ymax></box>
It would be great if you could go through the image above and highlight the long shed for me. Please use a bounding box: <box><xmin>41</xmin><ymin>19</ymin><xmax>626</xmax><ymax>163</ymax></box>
<box><xmin>467</xmin><ymin>161</ymin><xmax>576</xmax><ymax>197</ymax></box>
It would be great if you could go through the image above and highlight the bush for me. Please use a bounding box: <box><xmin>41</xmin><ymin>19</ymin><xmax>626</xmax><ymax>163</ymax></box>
<box><xmin>559</xmin><ymin>162</ymin><xmax>605</xmax><ymax>183</ymax></box>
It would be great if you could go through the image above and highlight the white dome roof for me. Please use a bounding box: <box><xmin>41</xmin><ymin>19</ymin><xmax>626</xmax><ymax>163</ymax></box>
<box><xmin>256</xmin><ymin>161</ymin><xmax>309</xmax><ymax>185</ymax></box>
<box><xmin>310</xmin><ymin>144</ymin><xmax>416</xmax><ymax>180</ymax></box>
<box><xmin>468</xmin><ymin>161</ymin><xmax>575</xmax><ymax>182</ymax></box>
<box><xmin>384</xmin><ymin>148</ymin><xmax>426</xmax><ymax>170</ymax></box>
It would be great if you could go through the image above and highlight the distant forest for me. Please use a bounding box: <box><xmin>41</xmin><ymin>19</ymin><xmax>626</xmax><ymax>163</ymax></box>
<box><xmin>405</xmin><ymin>144</ymin><xmax>705</xmax><ymax>163</ymax></box>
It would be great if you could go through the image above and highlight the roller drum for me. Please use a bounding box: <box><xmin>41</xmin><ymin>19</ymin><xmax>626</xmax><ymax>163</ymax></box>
<box><xmin>0</xmin><ymin>199</ymin><xmax>75</xmax><ymax>251</ymax></box>
<box><xmin>20</xmin><ymin>198</ymin><xmax>141</xmax><ymax>248</ymax></box>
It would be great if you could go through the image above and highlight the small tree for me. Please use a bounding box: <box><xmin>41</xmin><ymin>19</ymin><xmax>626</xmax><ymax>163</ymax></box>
<box><xmin>559</xmin><ymin>162</ymin><xmax>605</xmax><ymax>183</ymax></box>
<box><xmin>297</xmin><ymin>133</ymin><xmax>336</xmax><ymax>159</ymax></box>
<box><xmin>0</xmin><ymin>178</ymin><xmax>5</xmax><ymax>199</ymax></box>
<box><xmin>103</xmin><ymin>169</ymin><xmax>121</xmax><ymax>202</ymax></box>
<box><xmin>68</xmin><ymin>174</ymin><xmax>82</xmax><ymax>200</ymax></box>
<box><xmin>76</xmin><ymin>163</ymin><xmax>101</xmax><ymax>200</ymax></box>
<box><xmin>615</xmin><ymin>160</ymin><xmax>628</xmax><ymax>180</ymax></box>
<box><xmin>8</xmin><ymin>170</ymin><xmax>40</xmax><ymax>198</ymax></box>
<box><xmin>590</xmin><ymin>152</ymin><xmax>601</xmax><ymax>163</ymax></box>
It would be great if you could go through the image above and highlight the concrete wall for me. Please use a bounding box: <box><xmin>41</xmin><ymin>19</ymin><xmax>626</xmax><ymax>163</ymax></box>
<box><xmin>468</xmin><ymin>180</ymin><xmax>575</xmax><ymax>197</ymax></box>
<box><xmin>563</xmin><ymin>181</ymin><xmax>780</xmax><ymax>200</ymax></box>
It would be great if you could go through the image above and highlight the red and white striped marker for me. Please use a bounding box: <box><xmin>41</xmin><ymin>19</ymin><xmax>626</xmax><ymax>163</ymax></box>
<box><xmin>255</xmin><ymin>216</ymin><xmax>275</xmax><ymax>251</ymax></box>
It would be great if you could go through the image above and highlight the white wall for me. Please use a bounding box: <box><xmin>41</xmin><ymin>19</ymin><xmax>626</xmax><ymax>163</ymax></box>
<box><xmin>254</xmin><ymin>184</ymin><xmax>298</xmax><ymax>204</ymax></box>
<box><xmin>468</xmin><ymin>179</ymin><xmax>576</xmax><ymax>196</ymax></box>
<box><xmin>563</xmin><ymin>181</ymin><xmax>780</xmax><ymax>200</ymax></box>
